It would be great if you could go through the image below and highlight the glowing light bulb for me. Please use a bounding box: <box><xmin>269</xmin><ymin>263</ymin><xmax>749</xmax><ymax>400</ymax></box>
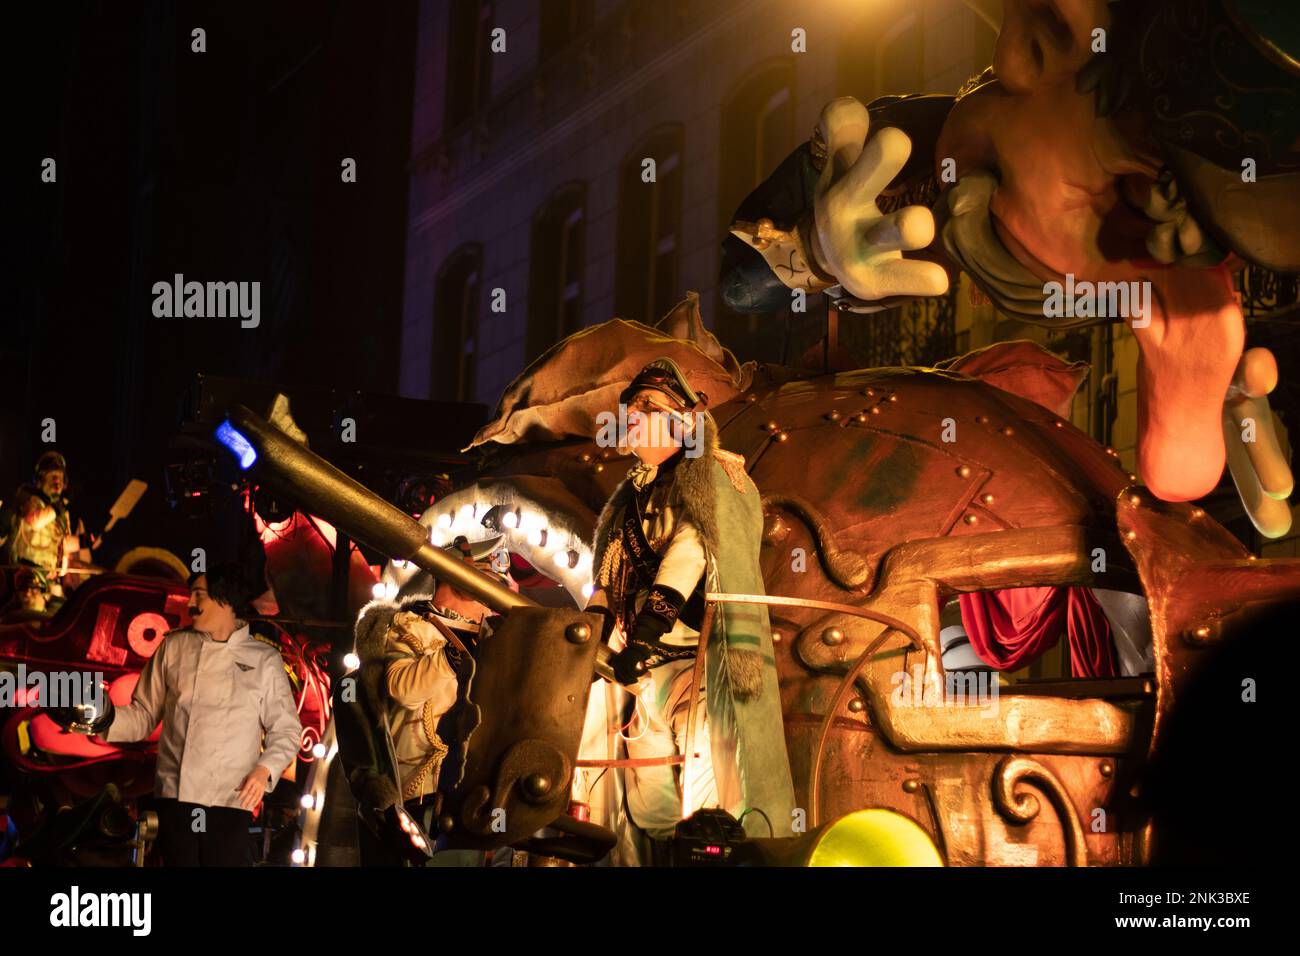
<box><xmin>343</xmin><ymin>652</ymin><xmax>360</xmax><ymax>670</ymax></box>
<box><xmin>312</xmin><ymin>743</ymin><xmax>327</xmax><ymax>759</ymax></box>
<box><xmin>527</xmin><ymin>528</ymin><xmax>547</xmax><ymax>547</ymax></box>
<box><xmin>291</xmin><ymin>848</ymin><xmax>306</xmax><ymax>865</ymax></box>
<box><xmin>581</xmin><ymin>582</ymin><xmax>594</xmax><ymax>599</ymax></box>
<box><xmin>437</xmin><ymin>513</ymin><xmax>452</xmax><ymax>528</ymax></box>
<box><xmin>371</xmin><ymin>582</ymin><xmax>386</xmax><ymax>599</ymax></box>
<box><xmin>502</xmin><ymin>509</ymin><xmax>518</xmax><ymax>529</ymax></box>
<box><xmin>300</xmin><ymin>794</ymin><xmax>315</xmax><ymax>810</ymax></box>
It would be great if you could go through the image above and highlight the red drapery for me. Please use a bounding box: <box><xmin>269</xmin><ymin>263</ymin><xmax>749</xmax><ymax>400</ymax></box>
<box><xmin>958</xmin><ymin>586</ymin><xmax>1117</xmax><ymax>678</ymax></box>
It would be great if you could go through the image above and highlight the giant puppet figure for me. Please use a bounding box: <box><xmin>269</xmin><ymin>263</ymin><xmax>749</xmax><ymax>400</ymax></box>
<box><xmin>723</xmin><ymin>0</ymin><xmax>1300</xmax><ymax>536</ymax></box>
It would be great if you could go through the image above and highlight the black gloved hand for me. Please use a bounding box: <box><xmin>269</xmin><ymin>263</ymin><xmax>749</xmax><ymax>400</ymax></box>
<box><xmin>46</xmin><ymin>677</ymin><xmax>115</xmax><ymax>735</ymax></box>
<box><xmin>610</xmin><ymin>640</ymin><xmax>655</xmax><ymax>685</ymax></box>
<box><xmin>355</xmin><ymin>772</ymin><xmax>402</xmax><ymax>836</ymax></box>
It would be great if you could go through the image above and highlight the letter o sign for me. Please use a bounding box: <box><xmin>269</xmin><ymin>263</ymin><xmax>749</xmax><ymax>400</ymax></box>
<box><xmin>127</xmin><ymin>612</ymin><xmax>168</xmax><ymax>658</ymax></box>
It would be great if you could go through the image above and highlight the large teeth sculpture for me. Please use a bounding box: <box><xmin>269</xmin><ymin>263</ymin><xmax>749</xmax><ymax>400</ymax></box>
<box><xmin>382</xmin><ymin>480</ymin><xmax>595</xmax><ymax>603</ymax></box>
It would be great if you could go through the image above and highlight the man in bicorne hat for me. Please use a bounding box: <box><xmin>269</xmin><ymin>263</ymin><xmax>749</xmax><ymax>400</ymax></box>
<box><xmin>586</xmin><ymin>357</ymin><xmax>794</xmax><ymax>852</ymax></box>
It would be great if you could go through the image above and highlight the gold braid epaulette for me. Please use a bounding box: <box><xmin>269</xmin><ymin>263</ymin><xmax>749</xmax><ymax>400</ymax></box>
<box><xmin>713</xmin><ymin>449</ymin><xmax>751</xmax><ymax>494</ymax></box>
<box><xmin>250</xmin><ymin>631</ymin><xmax>280</xmax><ymax>651</ymax></box>
<box><xmin>392</xmin><ymin>619</ymin><xmax>450</xmax><ymax>800</ymax></box>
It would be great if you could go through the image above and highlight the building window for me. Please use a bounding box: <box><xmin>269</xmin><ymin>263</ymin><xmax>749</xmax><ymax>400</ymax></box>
<box><xmin>445</xmin><ymin>0</ymin><xmax>494</xmax><ymax>130</ymax></box>
<box><xmin>539</xmin><ymin>0</ymin><xmax>593</xmax><ymax>63</ymax></box>
<box><xmin>877</xmin><ymin>12</ymin><xmax>923</xmax><ymax>95</ymax></box>
<box><xmin>716</xmin><ymin>60</ymin><xmax>797</xmax><ymax>357</ymax></box>
<box><xmin>717</xmin><ymin>60</ymin><xmax>795</xmax><ymax>234</ymax></box>
<box><xmin>528</xmin><ymin>183</ymin><xmax>586</xmax><ymax>360</ymax></box>
<box><xmin>433</xmin><ymin>244</ymin><xmax>482</xmax><ymax>402</ymax></box>
<box><xmin>615</xmin><ymin>125</ymin><xmax>683</xmax><ymax>326</ymax></box>
<box><xmin>836</xmin><ymin>1</ymin><xmax>925</xmax><ymax>101</ymax></box>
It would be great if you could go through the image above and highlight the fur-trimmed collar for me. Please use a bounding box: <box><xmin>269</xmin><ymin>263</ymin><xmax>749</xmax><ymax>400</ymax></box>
<box><xmin>354</xmin><ymin>593</ymin><xmax>435</xmax><ymax>663</ymax></box>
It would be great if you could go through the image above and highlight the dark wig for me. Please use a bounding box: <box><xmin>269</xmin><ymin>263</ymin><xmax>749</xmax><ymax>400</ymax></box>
<box><xmin>189</xmin><ymin>562</ymin><xmax>252</xmax><ymax>615</ymax></box>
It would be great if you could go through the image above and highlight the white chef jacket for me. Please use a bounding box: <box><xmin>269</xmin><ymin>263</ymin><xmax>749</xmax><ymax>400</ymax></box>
<box><xmin>105</xmin><ymin>623</ymin><xmax>302</xmax><ymax>809</ymax></box>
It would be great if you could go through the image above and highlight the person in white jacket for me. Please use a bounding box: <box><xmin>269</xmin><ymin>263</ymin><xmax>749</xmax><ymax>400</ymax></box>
<box><xmin>102</xmin><ymin>563</ymin><xmax>301</xmax><ymax>866</ymax></box>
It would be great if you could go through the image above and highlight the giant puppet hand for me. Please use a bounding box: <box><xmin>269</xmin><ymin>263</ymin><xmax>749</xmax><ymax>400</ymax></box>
<box><xmin>1223</xmin><ymin>348</ymin><xmax>1294</xmax><ymax>538</ymax></box>
<box><xmin>811</xmin><ymin>97</ymin><xmax>950</xmax><ymax>308</ymax></box>
<box><xmin>729</xmin><ymin>97</ymin><xmax>949</xmax><ymax>311</ymax></box>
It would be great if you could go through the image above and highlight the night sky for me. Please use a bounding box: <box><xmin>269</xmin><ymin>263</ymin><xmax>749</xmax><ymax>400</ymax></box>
<box><xmin>9</xmin><ymin>1</ymin><xmax>420</xmax><ymax>565</ymax></box>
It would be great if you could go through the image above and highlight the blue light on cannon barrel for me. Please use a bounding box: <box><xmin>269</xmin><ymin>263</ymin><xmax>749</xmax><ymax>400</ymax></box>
<box><xmin>215</xmin><ymin>420</ymin><xmax>257</xmax><ymax>470</ymax></box>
